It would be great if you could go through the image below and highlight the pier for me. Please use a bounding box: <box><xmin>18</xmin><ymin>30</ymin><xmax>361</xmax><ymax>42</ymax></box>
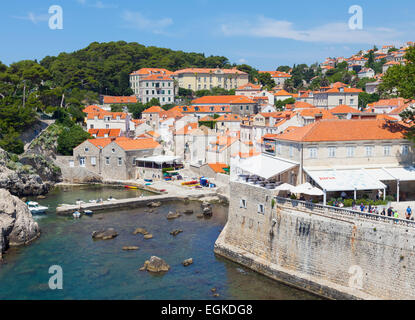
<box><xmin>56</xmin><ymin>191</ymin><xmax>220</xmax><ymax>215</ymax></box>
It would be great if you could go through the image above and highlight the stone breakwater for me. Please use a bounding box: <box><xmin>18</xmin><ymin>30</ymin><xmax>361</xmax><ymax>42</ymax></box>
<box><xmin>214</xmin><ymin>181</ymin><xmax>415</xmax><ymax>300</ymax></box>
<box><xmin>0</xmin><ymin>189</ymin><xmax>40</xmax><ymax>260</ymax></box>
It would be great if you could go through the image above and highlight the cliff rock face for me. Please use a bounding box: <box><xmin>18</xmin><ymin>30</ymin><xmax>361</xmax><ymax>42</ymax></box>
<box><xmin>0</xmin><ymin>148</ymin><xmax>61</xmax><ymax>197</ymax></box>
<box><xmin>0</xmin><ymin>189</ymin><xmax>40</xmax><ymax>259</ymax></box>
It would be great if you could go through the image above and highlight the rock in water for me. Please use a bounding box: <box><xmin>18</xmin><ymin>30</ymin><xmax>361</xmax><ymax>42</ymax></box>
<box><xmin>92</xmin><ymin>228</ymin><xmax>118</xmax><ymax>240</ymax></box>
<box><xmin>184</xmin><ymin>209</ymin><xmax>194</xmax><ymax>215</ymax></box>
<box><xmin>133</xmin><ymin>228</ymin><xmax>148</xmax><ymax>235</ymax></box>
<box><xmin>167</xmin><ymin>212</ymin><xmax>181</xmax><ymax>220</ymax></box>
<box><xmin>148</xmin><ymin>201</ymin><xmax>161</xmax><ymax>208</ymax></box>
<box><xmin>122</xmin><ymin>246</ymin><xmax>139</xmax><ymax>251</ymax></box>
<box><xmin>140</xmin><ymin>256</ymin><xmax>170</xmax><ymax>273</ymax></box>
<box><xmin>170</xmin><ymin>229</ymin><xmax>183</xmax><ymax>236</ymax></box>
<box><xmin>143</xmin><ymin>234</ymin><xmax>153</xmax><ymax>239</ymax></box>
<box><xmin>182</xmin><ymin>258</ymin><xmax>193</xmax><ymax>267</ymax></box>
<box><xmin>0</xmin><ymin>188</ymin><xmax>40</xmax><ymax>259</ymax></box>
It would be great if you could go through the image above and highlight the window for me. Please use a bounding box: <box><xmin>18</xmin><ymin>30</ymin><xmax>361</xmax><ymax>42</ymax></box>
<box><xmin>346</xmin><ymin>146</ymin><xmax>355</xmax><ymax>158</ymax></box>
<box><xmin>339</xmin><ymin>99</ymin><xmax>343</xmax><ymax>104</ymax></box>
<box><xmin>90</xmin><ymin>124</ymin><xmax>94</xmax><ymax>129</ymax></box>
<box><xmin>118</xmin><ymin>157</ymin><xmax>122</xmax><ymax>166</ymax></box>
<box><xmin>105</xmin><ymin>124</ymin><xmax>109</xmax><ymax>129</ymax></box>
<box><xmin>112</xmin><ymin>148</ymin><xmax>115</xmax><ymax>153</ymax></box>
<box><xmin>350</xmin><ymin>99</ymin><xmax>354</xmax><ymax>105</ymax></box>
<box><xmin>240</xmin><ymin>199</ymin><xmax>247</xmax><ymax>208</ymax></box>
<box><xmin>401</xmin><ymin>145</ymin><xmax>409</xmax><ymax>155</ymax></box>
<box><xmin>384</xmin><ymin>145</ymin><xmax>391</xmax><ymax>156</ymax></box>
<box><xmin>308</xmin><ymin>147</ymin><xmax>317</xmax><ymax>159</ymax></box>
<box><xmin>365</xmin><ymin>145</ymin><xmax>374</xmax><ymax>157</ymax></box>
<box><xmin>289</xmin><ymin>145</ymin><xmax>294</xmax><ymax>158</ymax></box>
<box><xmin>258</xmin><ymin>204</ymin><xmax>265</xmax><ymax>214</ymax></box>
<box><xmin>91</xmin><ymin>157</ymin><xmax>96</xmax><ymax>165</ymax></box>
<box><xmin>79</xmin><ymin>157</ymin><xmax>86</xmax><ymax>167</ymax></box>
<box><xmin>84</xmin><ymin>147</ymin><xmax>89</xmax><ymax>152</ymax></box>
<box><xmin>105</xmin><ymin>157</ymin><xmax>110</xmax><ymax>165</ymax></box>
<box><xmin>328</xmin><ymin>146</ymin><xmax>336</xmax><ymax>158</ymax></box>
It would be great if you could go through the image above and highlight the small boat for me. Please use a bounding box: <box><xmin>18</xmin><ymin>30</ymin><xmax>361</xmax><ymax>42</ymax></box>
<box><xmin>27</xmin><ymin>201</ymin><xmax>49</xmax><ymax>215</ymax></box>
<box><xmin>107</xmin><ymin>197</ymin><xmax>117</xmax><ymax>201</ymax></box>
<box><xmin>144</xmin><ymin>179</ymin><xmax>153</xmax><ymax>182</ymax></box>
<box><xmin>83</xmin><ymin>210</ymin><xmax>93</xmax><ymax>216</ymax></box>
<box><xmin>124</xmin><ymin>185</ymin><xmax>138</xmax><ymax>189</ymax></box>
<box><xmin>89</xmin><ymin>199</ymin><xmax>97</xmax><ymax>204</ymax></box>
<box><xmin>73</xmin><ymin>211</ymin><xmax>81</xmax><ymax>219</ymax></box>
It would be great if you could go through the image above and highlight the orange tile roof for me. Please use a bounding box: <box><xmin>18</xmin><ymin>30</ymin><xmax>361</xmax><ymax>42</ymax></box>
<box><xmin>207</xmin><ymin>163</ymin><xmax>229</xmax><ymax>174</ymax></box>
<box><xmin>286</xmin><ymin>101</ymin><xmax>316</xmax><ymax>110</ymax></box>
<box><xmin>130</xmin><ymin>68</ymin><xmax>173</xmax><ymax>76</ymax></box>
<box><xmin>274</xmin><ymin>89</ymin><xmax>292</xmax><ymax>97</ymax></box>
<box><xmin>259</xmin><ymin>71</ymin><xmax>291</xmax><ymax>78</ymax></box>
<box><xmin>174</xmin><ymin>105</ymin><xmax>232</xmax><ymax>114</ymax></box>
<box><xmin>216</xmin><ymin>114</ymin><xmax>242</xmax><ymax>122</ymax></box>
<box><xmin>236</xmin><ymin>83</ymin><xmax>262</xmax><ymax>90</ymax></box>
<box><xmin>192</xmin><ymin>95</ymin><xmax>255</xmax><ymax>105</ymax></box>
<box><xmin>87</xmin><ymin>111</ymin><xmax>128</xmax><ymax>120</ymax></box>
<box><xmin>141</xmin><ymin>74</ymin><xmax>173</xmax><ymax>81</ymax></box>
<box><xmin>142</xmin><ymin>106</ymin><xmax>164</xmax><ymax>114</ymax></box>
<box><xmin>83</xmin><ymin>105</ymin><xmax>104</xmax><ymax>114</ymax></box>
<box><xmin>174</xmin><ymin>68</ymin><xmax>247</xmax><ymax>75</ymax></box>
<box><xmin>86</xmin><ymin>138</ymin><xmax>113</xmax><ymax>149</ymax></box>
<box><xmin>330</xmin><ymin>105</ymin><xmax>361</xmax><ymax>114</ymax></box>
<box><xmin>274</xmin><ymin>119</ymin><xmax>407</xmax><ymax>142</ymax></box>
<box><xmin>88</xmin><ymin>129</ymin><xmax>121</xmax><ymax>138</ymax></box>
<box><xmin>115</xmin><ymin>138</ymin><xmax>160</xmax><ymax>151</ymax></box>
<box><xmin>103</xmin><ymin>96</ymin><xmax>137</xmax><ymax>104</ymax></box>
<box><xmin>325</xmin><ymin>87</ymin><xmax>363</xmax><ymax>93</ymax></box>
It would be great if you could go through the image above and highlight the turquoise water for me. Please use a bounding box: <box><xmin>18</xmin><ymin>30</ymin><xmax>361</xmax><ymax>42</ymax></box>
<box><xmin>0</xmin><ymin>186</ymin><xmax>320</xmax><ymax>300</ymax></box>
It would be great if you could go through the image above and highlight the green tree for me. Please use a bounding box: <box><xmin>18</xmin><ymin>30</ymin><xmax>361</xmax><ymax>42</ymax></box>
<box><xmin>57</xmin><ymin>125</ymin><xmax>91</xmax><ymax>156</ymax></box>
<box><xmin>0</xmin><ymin>129</ymin><xmax>24</xmax><ymax>154</ymax></box>
<box><xmin>358</xmin><ymin>92</ymin><xmax>380</xmax><ymax>110</ymax></box>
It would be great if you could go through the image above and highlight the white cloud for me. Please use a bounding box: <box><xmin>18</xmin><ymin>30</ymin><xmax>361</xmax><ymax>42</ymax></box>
<box><xmin>238</xmin><ymin>58</ymin><xmax>247</xmax><ymax>64</ymax></box>
<box><xmin>221</xmin><ymin>15</ymin><xmax>403</xmax><ymax>44</ymax></box>
<box><xmin>121</xmin><ymin>11</ymin><xmax>173</xmax><ymax>34</ymax></box>
<box><xmin>12</xmin><ymin>12</ymin><xmax>49</xmax><ymax>24</ymax></box>
<box><xmin>76</xmin><ymin>0</ymin><xmax>117</xmax><ymax>9</ymax></box>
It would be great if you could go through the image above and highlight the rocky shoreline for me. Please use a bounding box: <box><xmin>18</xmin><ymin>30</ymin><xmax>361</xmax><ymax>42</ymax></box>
<box><xmin>0</xmin><ymin>189</ymin><xmax>40</xmax><ymax>260</ymax></box>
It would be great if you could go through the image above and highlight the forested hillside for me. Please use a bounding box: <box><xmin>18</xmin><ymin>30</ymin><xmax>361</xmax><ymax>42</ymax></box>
<box><xmin>0</xmin><ymin>41</ymin><xmax>237</xmax><ymax>154</ymax></box>
<box><xmin>40</xmin><ymin>41</ymin><xmax>232</xmax><ymax>96</ymax></box>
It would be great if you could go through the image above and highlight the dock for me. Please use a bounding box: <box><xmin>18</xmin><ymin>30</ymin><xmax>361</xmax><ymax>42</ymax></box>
<box><xmin>55</xmin><ymin>191</ymin><xmax>219</xmax><ymax>215</ymax></box>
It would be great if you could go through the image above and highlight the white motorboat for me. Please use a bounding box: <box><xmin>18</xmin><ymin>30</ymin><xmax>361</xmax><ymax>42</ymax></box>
<box><xmin>73</xmin><ymin>211</ymin><xmax>81</xmax><ymax>219</ymax></box>
<box><xmin>27</xmin><ymin>201</ymin><xmax>48</xmax><ymax>215</ymax></box>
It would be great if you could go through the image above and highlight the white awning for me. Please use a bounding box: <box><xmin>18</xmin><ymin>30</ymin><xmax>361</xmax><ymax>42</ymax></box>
<box><xmin>135</xmin><ymin>156</ymin><xmax>181</xmax><ymax>164</ymax></box>
<box><xmin>305</xmin><ymin>168</ymin><xmax>386</xmax><ymax>192</ymax></box>
<box><xmin>364</xmin><ymin>168</ymin><xmax>396</xmax><ymax>181</ymax></box>
<box><xmin>292</xmin><ymin>183</ymin><xmax>324</xmax><ymax>196</ymax></box>
<box><xmin>237</xmin><ymin>155</ymin><xmax>297</xmax><ymax>180</ymax></box>
<box><xmin>274</xmin><ymin>183</ymin><xmax>295</xmax><ymax>192</ymax></box>
<box><xmin>383</xmin><ymin>167</ymin><xmax>415</xmax><ymax>182</ymax></box>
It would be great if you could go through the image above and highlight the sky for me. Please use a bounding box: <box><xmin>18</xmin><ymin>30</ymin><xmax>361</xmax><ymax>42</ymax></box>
<box><xmin>1</xmin><ymin>0</ymin><xmax>415</xmax><ymax>70</ymax></box>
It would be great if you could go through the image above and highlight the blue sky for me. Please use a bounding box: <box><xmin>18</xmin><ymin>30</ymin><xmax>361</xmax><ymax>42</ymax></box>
<box><xmin>1</xmin><ymin>0</ymin><xmax>414</xmax><ymax>70</ymax></box>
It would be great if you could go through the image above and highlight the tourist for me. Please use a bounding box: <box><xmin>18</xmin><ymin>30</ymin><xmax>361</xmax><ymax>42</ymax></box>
<box><xmin>374</xmin><ymin>207</ymin><xmax>379</xmax><ymax>215</ymax></box>
<box><xmin>406</xmin><ymin>206</ymin><xmax>412</xmax><ymax>220</ymax></box>
<box><xmin>387</xmin><ymin>207</ymin><xmax>393</xmax><ymax>217</ymax></box>
<box><xmin>394</xmin><ymin>209</ymin><xmax>399</xmax><ymax>221</ymax></box>
<box><xmin>368</xmin><ymin>204</ymin><xmax>372</xmax><ymax>213</ymax></box>
<box><xmin>360</xmin><ymin>203</ymin><xmax>365</xmax><ymax>212</ymax></box>
<box><xmin>381</xmin><ymin>208</ymin><xmax>386</xmax><ymax>216</ymax></box>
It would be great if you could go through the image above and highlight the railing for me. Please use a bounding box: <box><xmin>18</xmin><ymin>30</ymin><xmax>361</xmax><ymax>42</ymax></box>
<box><xmin>275</xmin><ymin>196</ymin><xmax>415</xmax><ymax>228</ymax></box>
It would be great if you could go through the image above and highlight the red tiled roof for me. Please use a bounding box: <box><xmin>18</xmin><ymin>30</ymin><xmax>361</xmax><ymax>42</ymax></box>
<box><xmin>83</xmin><ymin>105</ymin><xmax>104</xmax><ymax>114</ymax></box>
<box><xmin>103</xmin><ymin>96</ymin><xmax>137</xmax><ymax>104</ymax></box>
<box><xmin>192</xmin><ymin>95</ymin><xmax>255</xmax><ymax>105</ymax></box>
<box><xmin>88</xmin><ymin>129</ymin><xmax>121</xmax><ymax>138</ymax></box>
<box><xmin>115</xmin><ymin>138</ymin><xmax>160</xmax><ymax>151</ymax></box>
<box><xmin>174</xmin><ymin>68</ymin><xmax>247</xmax><ymax>75</ymax></box>
<box><xmin>130</xmin><ymin>68</ymin><xmax>173</xmax><ymax>76</ymax></box>
<box><xmin>274</xmin><ymin>119</ymin><xmax>407</xmax><ymax>142</ymax></box>
<box><xmin>330</xmin><ymin>105</ymin><xmax>361</xmax><ymax>114</ymax></box>
<box><xmin>142</xmin><ymin>106</ymin><xmax>164</xmax><ymax>114</ymax></box>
